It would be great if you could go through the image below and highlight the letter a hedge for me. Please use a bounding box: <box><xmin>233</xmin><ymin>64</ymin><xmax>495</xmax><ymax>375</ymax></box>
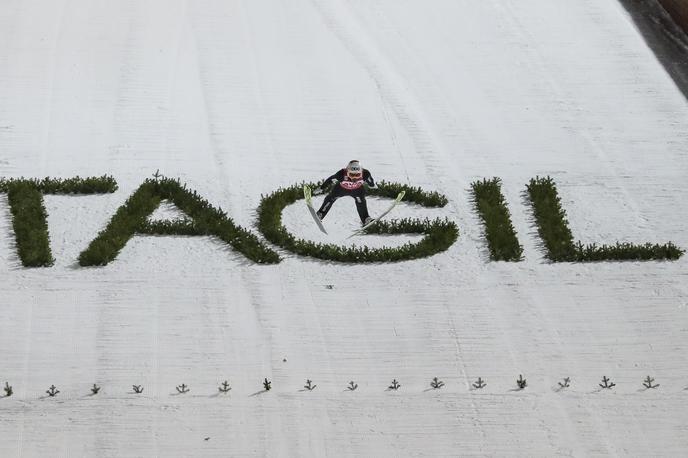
<box><xmin>78</xmin><ymin>177</ymin><xmax>280</xmax><ymax>266</ymax></box>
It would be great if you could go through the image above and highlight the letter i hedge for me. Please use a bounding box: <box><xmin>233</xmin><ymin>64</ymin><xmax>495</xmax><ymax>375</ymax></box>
<box><xmin>471</xmin><ymin>177</ymin><xmax>523</xmax><ymax>261</ymax></box>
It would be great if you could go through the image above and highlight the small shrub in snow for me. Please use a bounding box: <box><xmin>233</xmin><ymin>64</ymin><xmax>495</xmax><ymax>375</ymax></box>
<box><xmin>132</xmin><ymin>385</ymin><xmax>144</xmax><ymax>394</ymax></box>
<box><xmin>176</xmin><ymin>384</ymin><xmax>189</xmax><ymax>394</ymax></box>
<box><xmin>472</xmin><ymin>377</ymin><xmax>486</xmax><ymax>389</ymax></box>
<box><xmin>46</xmin><ymin>385</ymin><xmax>59</xmax><ymax>397</ymax></box>
<box><xmin>91</xmin><ymin>384</ymin><xmax>101</xmax><ymax>395</ymax></box>
<box><xmin>303</xmin><ymin>379</ymin><xmax>317</xmax><ymax>391</ymax></box>
<box><xmin>471</xmin><ymin>177</ymin><xmax>523</xmax><ymax>261</ymax></box>
<box><xmin>6</xmin><ymin>182</ymin><xmax>53</xmax><ymax>267</ymax></box>
<box><xmin>0</xmin><ymin>175</ymin><xmax>117</xmax><ymax>195</ymax></box>
<box><xmin>4</xmin><ymin>382</ymin><xmax>12</xmax><ymax>397</ymax></box>
<box><xmin>643</xmin><ymin>376</ymin><xmax>659</xmax><ymax>389</ymax></box>
<box><xmin>558</xmin><ymin>377</ymin><xmax>571</xmax><ymax>389</ymax></box>
<box><xmin>430</xmin><ymin>377</ymin><xmax>445</xmax><ymax>389</ymax></box>
<box><xmin>516</xmin><ymin>375</ymin><xmax>527</xmax><ymax>389</ymax></box>
<box><xmin>388</xmin><ymin>379</ymin><xmax>401</xmax><ymax>391</ymax></box>
<box><xmin>347</xmin><ymin>381</ymin><xmax>358</xmax><ymax>391</ymax></box>
<box><xmin>218</xmin><ymin>381</ymin><xmax>232</xmax><ymax>393</ymax></box>
<box><xmin>263</xmin><ymin>378</ymin><xmax>272</xmax><ymax>391</ymax></box>
<box><xmin>599</xmin><ymin>376</ymin><xmax>615</xmax><ymax>389</ymax></box>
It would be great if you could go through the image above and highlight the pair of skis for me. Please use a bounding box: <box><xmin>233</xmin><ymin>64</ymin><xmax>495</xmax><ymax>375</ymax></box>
<box><xmin>303</xmin><ymin>185</ymin><xmax>405</xmax><ymax>237</ymax></box>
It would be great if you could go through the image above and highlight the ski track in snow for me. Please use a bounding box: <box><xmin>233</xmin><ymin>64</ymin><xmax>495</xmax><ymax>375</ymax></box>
<box><xmin>1</xmin><ymin>0</ymin><xmax>688</xmax><ymax>456</ymax></box>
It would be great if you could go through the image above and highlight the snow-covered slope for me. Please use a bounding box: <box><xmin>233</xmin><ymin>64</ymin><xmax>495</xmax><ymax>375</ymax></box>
<box><xmin>1</xmin><ymin>0</ymin><xmax>687</xmax><ymax>456</ymax></box>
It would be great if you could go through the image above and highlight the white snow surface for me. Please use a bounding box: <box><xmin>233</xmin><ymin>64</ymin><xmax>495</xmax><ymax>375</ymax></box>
<box><xmin>1</xmin><ymin>0</ymin><xmax>688</xmax><ymax>456</ymax></box>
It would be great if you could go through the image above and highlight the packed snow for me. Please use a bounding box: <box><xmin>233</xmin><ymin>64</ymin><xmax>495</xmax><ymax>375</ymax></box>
<box><xmin>1</xmin><ymin>0</ymin><xmax>687</xmax><ymax>456</ymax></box>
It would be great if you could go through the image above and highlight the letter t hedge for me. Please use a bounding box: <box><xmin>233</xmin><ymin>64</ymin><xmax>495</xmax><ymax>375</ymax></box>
<box><xmin>0</xmin><ymin>176</ymin><xmax>118</xmax><ymax>267</ymax></box>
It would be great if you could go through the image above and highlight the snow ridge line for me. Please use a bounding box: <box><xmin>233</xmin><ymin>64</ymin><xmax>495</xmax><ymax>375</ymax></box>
<box><xmin>308</xmin><ymin>0</ymin><xmax>467</xmax><ymax>209</ymax></box>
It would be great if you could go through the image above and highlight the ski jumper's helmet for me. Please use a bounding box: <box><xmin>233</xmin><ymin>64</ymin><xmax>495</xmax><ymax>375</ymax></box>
<box><xmin>346</xmin><ymin>160</ymin><xmax>363</xmax><ymax>180</ymax></box>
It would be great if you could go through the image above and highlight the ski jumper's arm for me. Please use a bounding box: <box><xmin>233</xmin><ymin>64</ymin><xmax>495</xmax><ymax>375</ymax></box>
<box><xmin>363</xmin><ymin>169</ymin><xmax>375</xmax><ymax>188</ymax></box>
<box><xmin>320</xmin><ymin>169</ymin><xmax>346</xmax><ymax>191</ymax></box>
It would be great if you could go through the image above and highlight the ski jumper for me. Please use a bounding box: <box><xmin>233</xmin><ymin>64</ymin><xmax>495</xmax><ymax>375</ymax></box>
<box><xmin>317</xmin><ymin>168</ymin><xmax>375</xmax><ymax>223</ymax></box>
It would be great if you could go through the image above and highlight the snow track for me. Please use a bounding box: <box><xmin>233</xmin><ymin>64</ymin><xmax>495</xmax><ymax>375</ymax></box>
<box><xmin>1</xmin><ymin>0</ymin><xmax>688</xmax><ymax>456</ymax></box>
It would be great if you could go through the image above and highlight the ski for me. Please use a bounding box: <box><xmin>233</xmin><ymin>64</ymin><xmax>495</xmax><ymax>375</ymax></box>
<box><xmin>348</xmin><ymin>190</ymin><xmax>405</xmax><ymax>238</ymax></box>
<box><xmin>304</xmin><ymin>185</ymin><xmax>328</xmax><ymax>234</ymax></box>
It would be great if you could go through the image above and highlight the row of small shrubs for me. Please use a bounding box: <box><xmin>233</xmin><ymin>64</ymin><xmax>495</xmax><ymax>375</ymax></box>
<box><xmin>78</xmin><ymin>177</ymin><xmax>281</xmax><ymax>266</ymax></box>
<box><xmin>526</xmin><ymin>176</ymin><xmax>683</xmax><ymax>261</ymax></box>
<box><xmin>0</xmin><ymin>175</ymin><xmax>117</xmax><ymax>194</ymax></box>
<box><xmin>1</xmin><ymin>176</ymin><xmax>118</xmax><ymax>267</ymax></box>
<box><xmin>470</xmin><ymin>178</ymin><xmax>523</xmax><ymax>261</ymax></box>
<box><xmin>1</xmin><ymin>375</ymin><xmax>665</xmax><ymax>398</ymax></box>
<box><xmin>257</xmin><ymin>182</ymin><xmax>458</xmax><ymax>263</ymax></box>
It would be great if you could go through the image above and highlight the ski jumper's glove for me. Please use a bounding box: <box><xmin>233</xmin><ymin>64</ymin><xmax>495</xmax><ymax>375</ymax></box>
<box><xmin>318</xmin><ymin>178</ymin><xmax>339</xmax><ymax>193</ymax></box>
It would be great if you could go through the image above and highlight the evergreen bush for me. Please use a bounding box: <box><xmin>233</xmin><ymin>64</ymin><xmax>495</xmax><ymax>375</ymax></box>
<box><xmin>0</xmin><ymin>176</ymin><xmax>117</xmax><ymax>267</ymax></box>
<box><xmin>0</xmin><ymin>175</ymin><xmax>117</xmax><ymax>194</ymax></box>
<box><xmin>516</xmin><ymin>374</ymin><xmax>527</xmax><ymax>389</ymax></box>
<box><xmin>471</xmin><ymin>178</ymin><xmax>523</xmax><ymax>261</ymax></box>
<box><xmin>218</xmin><ymin>380</ymin><xmax>232</xmax><ymax>393</ymax></box>
<box><xmin>368</xmin><ymin>181</ymin><xmax>448</xmax><ymax>207</ymax></box>
<box><xmin>430</xmin><ymin>377</ymin><xmax>445</xmax><ymax>389</ymax></box>
<box><xmin>599</xmin><ymin>376</ymin><xmax>615</xmax><ymax>389</ymax></box>
<box><xmin>6</xmin><ymin>182</ymin><xmax>53</xmax><ymax>267</ymax></box>
<box><xmin>526</xmin><ymin>176</ymin><xmax>683</xmax><ymax>262</ymax></box>
<box><xmin>257</xmin><ymin>182</ymin><xmax>458</xmax><ymax>263</ymax></box>
<box><xmin>78</xmin><ymin>178</ymin><xmax>280</xmax><ymax>266</ymax></box>
<box><xmin>46</xmin><ymin>385</ymin><xmax>60</xmax><ymax>397</ymax></box>
<box><xmin>472</xmin><ymin>377</ymin><xmax>486</xmax><ymax>389</ymax></box>
<box><xmin>642</xmin><ymin>376</ymin><xmax>659</xmax><ymax>389</ymax></box>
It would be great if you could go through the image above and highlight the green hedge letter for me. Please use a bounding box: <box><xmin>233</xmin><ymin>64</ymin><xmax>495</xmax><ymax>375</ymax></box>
<box><xmin>471</xmin><ymin>177</ymin><xmax>523</xmax><ymax>261</ymax></box>
<box><xmin>526</xmin><ymin>176</ymin><xmax>683</xmax><ymax>262</ymax></box>
<box><xmin>78</xmin><ymin>178</ymin><xmax>280</xmax><ymax>266</ymax></box>
<box><xmin>257</xmin><ymin>181</ymin><xmax>458</xmax><ymax>263</ymax></box>
<box><xmin>0</xmin><ymin>176</ymin><xmax>118</xmax><ymax>267</ymax></box>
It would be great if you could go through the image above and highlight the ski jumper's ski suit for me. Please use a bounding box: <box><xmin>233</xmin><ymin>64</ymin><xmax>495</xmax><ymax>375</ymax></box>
<box><xmin>317</xmin><ymin>168</ymin><xmax>375</xmax><ymax>223</ymax></box>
